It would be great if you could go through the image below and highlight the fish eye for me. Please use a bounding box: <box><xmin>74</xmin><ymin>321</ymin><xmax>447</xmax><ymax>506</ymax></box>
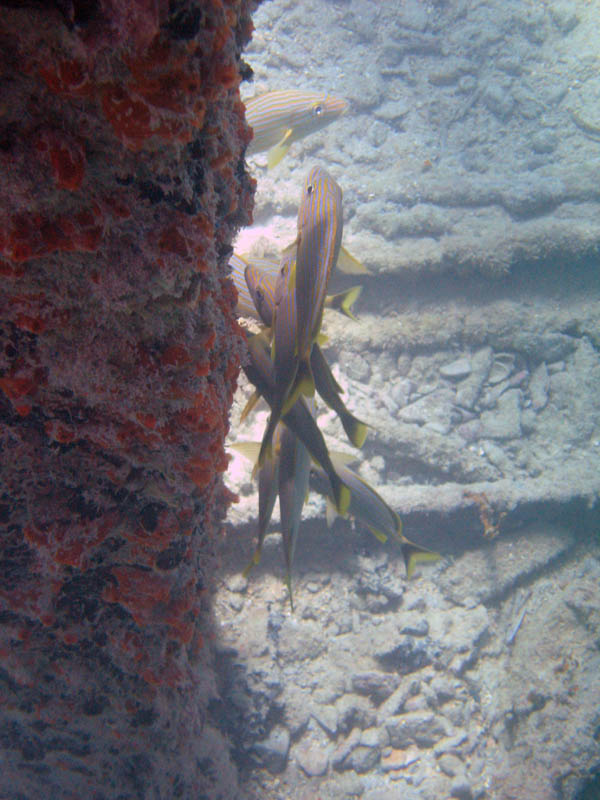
<box><xmin>314</xmin><ymin>104</ymin><xmax>323</xmax><ymax>116</ymax></box>
<box><xmin>306</xmin><ymin>183</ymin><xmax>314</xmax><ymax>195</ymax></box>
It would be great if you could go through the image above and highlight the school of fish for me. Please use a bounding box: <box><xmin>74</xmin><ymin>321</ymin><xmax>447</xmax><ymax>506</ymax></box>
<box><xmin>231</xmin><ymin>90</ymin><xmax>438</xmax><ymax>608</ymax></box>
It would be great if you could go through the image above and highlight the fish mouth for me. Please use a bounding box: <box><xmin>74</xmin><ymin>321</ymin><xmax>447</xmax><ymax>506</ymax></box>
<box><xmin>337</xmin><ymin>97</ymin><xmax>350</xmax><ymax>116</ymax></box>
<box><xmin>326</xmin><ymin>95</ymin><xmax>349</xmax><ymax>116</ymax></box>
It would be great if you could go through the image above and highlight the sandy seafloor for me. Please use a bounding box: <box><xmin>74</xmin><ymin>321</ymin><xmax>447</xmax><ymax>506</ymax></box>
<box><xmin>212</xmin><ymin>0</ymin><xmax>600</xmax><ymax>798</ymax></box>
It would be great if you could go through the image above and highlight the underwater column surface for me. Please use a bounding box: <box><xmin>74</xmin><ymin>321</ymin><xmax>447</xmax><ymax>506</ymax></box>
<box><xmin>0</xmin><ymin>1</ymin><xmax>258</xmax><ymax>796</ymax></box>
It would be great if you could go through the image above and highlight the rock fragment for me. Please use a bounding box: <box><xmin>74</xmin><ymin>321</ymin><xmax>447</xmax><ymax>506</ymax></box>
<box><xmin>455</xmin><ymin>348</ymin><xmax>493</xmax><ymax>409</ymax></box>
<box><xmin>386</xmin><ymin>710</ymin><xmax>449</xmax><ymax>748</ymax></box>
<box><xmin>351</xmin><ymin>672</ymin><xmax>401</xmax><ymax>704</ymax></box>
<box><xmin>480</xmin><ymin>388</ymin><xmax>522</xmax><ymax>439</ymax></box>
<box><xmin>253</xmin><ymin>725</ymin><xmax>290</xmax><ymax>773</ymax></box>
<box><xmin>440</xmin><ymin>358</ymin><xmax>472</xmax><ymax>380</ymax></box>
<box><xmin>529</xmin><ymin>362</ymin><xmax>549</xmax><ymax>410</ymax></box>
<box><xmin>295</xmin><ymin>738</ymin><xmax>330</xmax><ymax>777</ymax></box>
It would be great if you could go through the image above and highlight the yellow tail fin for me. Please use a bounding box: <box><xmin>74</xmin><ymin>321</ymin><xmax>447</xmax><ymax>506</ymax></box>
<box><xmin>242</xmin><ymin>548</ymin><xmax>262</xmax><ymax>578</ymax></box>
<box><xmin>326</xmin><ymin>285</ymin><xmax>362</xmax><ymax>321</ymax></box>
<box><xmin>402</xmin><ymin>545</ymin><xmax>440</xmax><ymax>579</ymax></box>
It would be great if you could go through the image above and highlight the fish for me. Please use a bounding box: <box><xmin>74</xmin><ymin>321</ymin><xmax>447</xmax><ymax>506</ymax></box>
<box><xmin>242</xmin><ymin>331</ymin><xmax>350</xmax><ymax>516</ymax></box>
<box><xmin>294</xmin><ymin>166</ymin><xmax>344</xmax><ymax>398</ymax></box>
<box><xmin>256</xmin><ymin>249</ymin><xmax>300</xmax><ymax>466</ymax></box>
<box><xmin>231</xmin><ymin>408</ymin><xmax>313</xmax><ymax>610</ymax></box>
<box><xmin>244</xmin><ymin>261</ymin><xmax>279</xmax><ymax>327</ymax></box>
<box><xmin>278</xmin><ymin>416</ymin><xmax>312</xmax><ymax>611</ymax></box>
<box><xmin>249</xmin><ymin>245</ymin><xmax>370</xmax><ymax>278</ymax></box>
<box><xmin>229</xmin><ymin>252</ymin><xmax>259</xmax><ymax>320</ymax></box>
<box><xmin>234</xmin><ymin>432</ymin><xmax>281</xmax><ymax>578</ymax></box>
<box><xmin>245</xmin><ymin>90</ymin><xmax>348</xmax><ymax>168</ymax></box>
<box><xmin>310</xmin><ymin>344</ymin><xmax>368</xmax><ymax>448</ymax></box>
<box><xmin>244</xmin><ymin>258</ymin><xmax>367</xmax><ymax>450</ymax></box>
<box><xmin>309</xmin><ymin>457</ymin><xmax>439</xmax><ymax>577</ymax></box>
<box><xmin>244</xmin><ymin>256</ymin><xmax>363</xmax><ymax>325</ymax></box>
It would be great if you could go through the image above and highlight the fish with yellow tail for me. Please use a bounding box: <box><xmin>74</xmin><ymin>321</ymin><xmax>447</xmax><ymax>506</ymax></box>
<box><xmin>228</xmin><ymin>253</ymin><xmax>258</xmax><ymax>319</ymax></box>
<box><xmin>242</xmin><ymin>331</ymin><xmax>350</xmax><ymax>516</ymax></box>
<box><xmin>243</xmin><ymin>259</ymin><xmax>367</xmax><ymax>451</ymax></box>
<box><xmin>310</xmin><ymin>344</ymin><xmax>368</xmax><ymax>448</ymax></box>
<box><xmin>294</xmin><ymin>166</ymin><xmax>344</xmax><ymax>401</ymax></box>
<box><xmin>256</xmin><ymin>249</ymin><xmax>300</xmax><ymax>466</ymax></box>
<box><xmin>245</xmin><ymin>90</ymin><xmax>348</xmax><ymax>168</ymax></box>
<box><xmin>232</xmin><ymin>428</ymin><xmax>282</xmax><ymax>578</ymax></box>
<box><xmin>243</xmin><ymin>261</ymin><xmax>280</xmax><ymax>327</ymax></box>
<box><xmin>243</xmin><ymin>257</ymin><xmax>363</xmax><ymax>326</ymax></box>
<box><xmin>310</xmin><ymin>456</ymin><xmax>439</xmax><ymax>578</ymax></box>
<box><xmin>278</xmin><ymin>409</ymin><xmax>313</xmax><ymax>612</ymax></box>
<box><xmin>231</xmin><ymin>408</ymin><xmax>314</xmax><ymax>611</ymax></box>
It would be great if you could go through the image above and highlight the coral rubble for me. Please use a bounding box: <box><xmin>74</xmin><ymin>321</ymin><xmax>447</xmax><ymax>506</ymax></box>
<box><xmin>0</xmin><ymin>1</ymin><xmax>257</xmax><ymax>796</ymax></box>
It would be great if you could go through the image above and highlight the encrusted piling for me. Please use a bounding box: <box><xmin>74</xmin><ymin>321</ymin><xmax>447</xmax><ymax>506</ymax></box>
<box><xmin>0</xmin><ymin>1</ymin><xmax>257</xmax><ymax>795</ymax></box>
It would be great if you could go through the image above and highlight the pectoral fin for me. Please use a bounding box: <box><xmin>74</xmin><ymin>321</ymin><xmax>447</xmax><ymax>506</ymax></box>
<box><xmin>267</xmin><ymin>129</ymin><xmax>293</xmax><ymax>169</ymax></box>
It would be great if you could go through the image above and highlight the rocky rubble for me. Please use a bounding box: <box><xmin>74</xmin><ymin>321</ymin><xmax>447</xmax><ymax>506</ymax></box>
<box><xmin>213</xmin><ymin>515</ymin><xmax>600</xmax><ymax>800</ymax></box>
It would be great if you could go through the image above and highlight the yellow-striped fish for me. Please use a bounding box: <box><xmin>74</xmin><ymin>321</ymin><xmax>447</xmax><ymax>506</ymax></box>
<box><xmin>251</xmin><ymin>247</ymin><xmax>370</xmax><ymax>278</ymax></box>
<box><xmin>245</xmin><ymin>90</ymin><xmax>348</xmax><ymax>168</ymax></box>
<box><xmin>257</xmin><ymin>249</ymin><xmax>299</xmax><ymax>466</ymax></box>
<box><xmin>229</xmin><ymin>252</ymin><xmax>260</xmax><ymax>320</ymax></box>
<box><xmin>310</xmin><ymin>345</ymin><xmax>368</xmax><ymax>448</ymax></box>
<box><xmin>246</xmin><ymin>258</ymin><xmax>362</xmax><ymax>328</ymax></box>
<box><xmin>244</xmin><ymin>261</ymin><xmax>279</xmax><ymax>327</ymax></box>
<box><xmin>310</xmin><ymin>459</ymin><xmax>439</xmax><ymax>578</ymax></box>
<box><xmin>244</xmin><ymin>427</ymin><xmax>281</xmax><ymax>577</ymax></box>
<box><xmin>244</xmin><ymin>259</ymin><xmax>366</xmax><ymax>451</ymax></box>
<box><xmin>295</xmin><ymin>166</ymin><xmax>343</xmax><ymax>397</ymax></box>
<box><xmin>244</xmin><ymin>255</ymin><xmax>363</xmax><ymax>324</ymax></box>
<box><xmin>278</xmin><ymin>413</ymin><xmax>312</xmax><ymax>611</ymax></box>
<box><xmin>243</xmin><ymin>332</ymin><xmax>350</xmax><ymax>516</ymax></box>
<box><xmin>231</xmin><ymin>406</ymin><xmax>314</xmax><ymax>610</ymax></box>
